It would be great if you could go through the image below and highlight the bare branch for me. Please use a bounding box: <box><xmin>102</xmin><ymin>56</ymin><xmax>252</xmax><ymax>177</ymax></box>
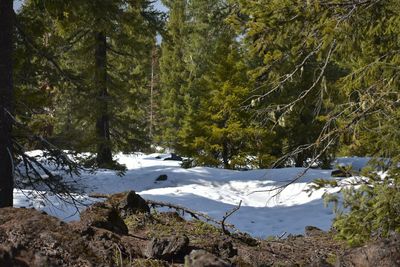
<box><xmin>221</xmin><ymin>200</ymin><xmax>242</xmax><ymax>235</ymax></box>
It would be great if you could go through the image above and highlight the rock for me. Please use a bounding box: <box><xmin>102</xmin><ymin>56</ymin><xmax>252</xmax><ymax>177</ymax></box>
<box><xmin>110</xmin><ymin>191</ymin><xmax>150</xmax><ymax>217</ymax></box>
<box><xmin>188</xmin><ymin>250</ymin><xmax>230</xmax><ymax>267</ymax></box>
<box><xmin>164</xmin><ymin>153</ymin><xmax>183</xmax><ymax>161</ymax></box>
<box><xmin>0</xmin><ymin>208</ymin><xmax>103</xmax><ymax>266</ymax></box>
<box><xmin>80</xmin><ymin>202</ymin><xmax>129</xmax><ymax>235</ymax></box>
<box><xmin>145</xmin><ymin>235</ymin><xmax>189</xmax><ymax>261</ymax></box>
<box><xmin>216</xmin><ymin>239</ymin><xmax>237</xmax><ymax>259</ymax></box>
<box><xmin>305</xmin><ymin>226</ymin><xmax>324</xmax><ymax>237</ymax></box>
<box><xmin>337</xmin><ymin>233</ymin><xmax>400</xmax><ymax>267</ymax></box>
<box><xmin>155</xmin><ymin>174</ymin><xmax>168</xmax><ymax>182</ymax></box>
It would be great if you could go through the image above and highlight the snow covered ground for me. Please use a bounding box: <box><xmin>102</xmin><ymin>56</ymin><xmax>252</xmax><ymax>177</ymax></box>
<box><xmin>13</xmin><ymin>152</ymin><xmax>369</xmax><ymax>238</ymax></box>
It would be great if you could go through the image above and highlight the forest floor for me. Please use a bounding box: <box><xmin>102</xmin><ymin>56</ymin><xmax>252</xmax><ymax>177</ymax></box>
<box><xmin>4</xmin><ymin>153</ymin><xmax>399</xmax><ymax>266</ymax></box>
<box><xmin>1</xmin><ymin>192</ymin><xmax>347</xmax><ymax>266</ymax></box>
<box><xmin>2</xmin><ymin>192</ymin><xmax>399</xmax><ymax>266</ymax></box>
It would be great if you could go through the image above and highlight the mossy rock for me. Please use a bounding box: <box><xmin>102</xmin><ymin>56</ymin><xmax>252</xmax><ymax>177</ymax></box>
<box><xmin>80</xmin><ymin>202</ymin><xmax>128</xmax><ymax>235</ymax></box>
<box><xmin>108</xmin><ymin>191</ymin><xmax>150</xmax><ymax>217</ymax></box>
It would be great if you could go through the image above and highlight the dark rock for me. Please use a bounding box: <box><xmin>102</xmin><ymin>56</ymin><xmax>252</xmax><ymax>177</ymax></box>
<box><xmin>164</xmin><ymin>153</ymin><xmax>183</xmax><ymax>161</ymax></box>
<box><xmin>0</xmin><ymin>208</ymin><xmax>103</xmax><ymax>266</ymax></box>
<box><xmin>337</xmin><ymin>233</ymin><xmax>400</xmax><ymax>267</ymax></box>
<box><xmin>156</xmin><ymin>174</ymin><xmax>168</xmax><ymax>182</ymax></box>
<box><xmin>145</xmin><ymin>235</ymin><xmax>189</xmax><ymax>261</ymax></box>
<box><xmin>80</xmin><ymin>202</ymin><xmax>129</xmax><ymax>235</ymax></box>
<box><xmin>110</xmin><ymin>191</ymin><xmax>150</xmax><ymax>217</ymax></box>
<box><xmin>216</xmin><ymin>239</ymin><xmax>237</xmax><ymax>259</ymax></box>
<box><xmin>305</xmin><ymin>226</ymin><xmax>324</xmax><ymax>237</ymax></box>
<box><xmin>188</xmin><ymin>250</ymin><xmax>230</xmax><ymax>267</ymax></box>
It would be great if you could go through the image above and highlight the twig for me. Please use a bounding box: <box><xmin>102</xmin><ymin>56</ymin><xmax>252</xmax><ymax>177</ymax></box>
<box><xmin>88</xmin><ymin>193</ymin><xmax>110</xmax><ymax>199</ymax></box>
<box><xmin>277</xmin><ymin>231</ymin><xmax>287</xmax><ymax>240</ymax></box>
<box><xmin>127</xmin><ymin>233</ymin><xmax>148</xmax><ymax>241</ymax></box>
<box><xmin>221</xmin><ymin>200</ymin><xmax>242</xmax><ymax>235</ymax></box>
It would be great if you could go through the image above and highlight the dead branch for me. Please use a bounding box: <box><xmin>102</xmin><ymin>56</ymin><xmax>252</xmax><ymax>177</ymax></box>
<box><xmin>88</xmin><ymin>193</ymin><xmax>110</xmax><ymax>199</ymax></box>
<box><xmin>88</xmin><ymin>193</ymin><xmax>237</xmax><ymax>230</ymax></box>
<box><xmin>221</xmin><ymin>200</ymin><xmax>242</xmax><ymax>235</ymax></box>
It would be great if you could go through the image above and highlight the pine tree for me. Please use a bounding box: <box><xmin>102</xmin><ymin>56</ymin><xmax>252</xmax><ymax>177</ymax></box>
<box><xmin>230</xmin><ymin>0</ymin><xmax>344</xmax><ymax>167</ymax></box>
<box><xmin>233</xmin><ymin>0</ymin><xmax>400</xmax><ymax>242</ymax></box>
<box><xmin>17</xmin><ymin>0</ymin><xmax>163</xmax><ymax>166</ymax></box>
<box><xmin>159</xmin><ymin>0</ymin><xmax>189</xmax><ymax>150</ymax></box>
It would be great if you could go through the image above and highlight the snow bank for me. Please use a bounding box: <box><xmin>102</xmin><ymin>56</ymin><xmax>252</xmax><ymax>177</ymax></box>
<box><xmin>14</xmin><ymin>152</ymin><xmax>349</xmax><ymax>238</ymax></box>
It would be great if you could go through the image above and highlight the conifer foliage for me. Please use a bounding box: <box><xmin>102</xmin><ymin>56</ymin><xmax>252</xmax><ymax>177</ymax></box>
<box><xmin>1</xmin><ymin>0</ymin><xmax>399</xmax><ymax>244</ymax></box>
<box><xmin>231</xmin><ymin>0</ymin><xmax>400</xmax><ymax>243</ymax></box>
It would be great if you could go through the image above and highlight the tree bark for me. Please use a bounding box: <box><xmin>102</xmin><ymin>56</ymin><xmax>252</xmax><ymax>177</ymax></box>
<box><xmin>94</xmin><ymin>31</ymin><xmax>113</xmax><ymax>166</ymax></box>
<box><xmin>222</xmin><ymin>140</ymin><xmax>230</xmax><ymax>169</ymax></box>
<box><xmin>0</xmin><ymin>0</ymin><xmax>14</xmax><ymax>207</ymax></box>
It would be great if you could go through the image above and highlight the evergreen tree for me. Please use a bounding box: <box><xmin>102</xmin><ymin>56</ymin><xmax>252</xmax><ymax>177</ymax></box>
<box><xmin>230</xmin><ymin>0</ymin><xmax>345</xmax><ymax>167</ymax></box>
<box><xmin>159</xmin><ymin>0</ymin><xmax>281</xmax><ymax>168</ymax></box>
<box><xmin>233</xmin><ymin>0</ymin><xmax>400</xmax><ymax>242</ymax></box>
<box><xmin>159</xmin><ymin>0</ymin><xmax>189</xmax><ymax>150</ymax></box>
<box><xmin>17</xmin><ymin>0</ymin><xmax>163</xmax><ymax>166</ymax></box>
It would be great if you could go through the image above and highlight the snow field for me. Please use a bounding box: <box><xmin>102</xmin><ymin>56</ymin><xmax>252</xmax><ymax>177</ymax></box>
<box><xmin>13</xmin><ymin>152</ymin><xmax>366</xmax><ymax>238</ymax></box>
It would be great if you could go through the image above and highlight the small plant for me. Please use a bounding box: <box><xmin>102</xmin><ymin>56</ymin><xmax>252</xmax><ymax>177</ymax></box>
<box><xmin>313</xmin><ymin>163</ymin><xmax>400</xmax><ymax>246</ymax></box>
<box><xmin>332</xmin><ymin>167</ymin><xmax>400</xmax><ymax>246</ymax></box>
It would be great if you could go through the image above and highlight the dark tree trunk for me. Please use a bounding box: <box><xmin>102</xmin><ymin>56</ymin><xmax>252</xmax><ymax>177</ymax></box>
<box><xmin>222</xmin><ymin>141</ymin><xmax>230</xmax><ymax>169</ymax></box>
<box><xmin>94</xmin><ymin>31</ymin><xmax>113</xmax><ymax>166</ymax></box>
<box><xmin>0</xmin><ymin>0</ymin><xmax>14</xmax><ymax>207</ymax></box>
<box><xmin>295</xmin><ymin>154</ymin><xmax>306</xmax><ymax>167</ymax></box>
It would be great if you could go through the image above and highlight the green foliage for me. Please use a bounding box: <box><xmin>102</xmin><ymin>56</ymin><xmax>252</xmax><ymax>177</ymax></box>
<box><xmin>158</xmin><ymin>0</ymin><xmax>283</xmax><ymax>168</ymax></box>
<box><xmin>230</xmin><ymin>0</ymin><xmax>400</xmax><ymax>245</ymax></box>
<box><xmin>333</xmin><ymin>167</ymin><xmax>400</xmax><ymax>246</ymax></box>
<box><xmin>15</xmin><ymin>0</ymin><xmax>164</xmax><ymax>164</ymax></box>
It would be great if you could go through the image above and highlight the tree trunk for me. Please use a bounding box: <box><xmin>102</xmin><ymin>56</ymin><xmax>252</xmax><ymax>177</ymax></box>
<box><xmin>222</xmin><ymin>141</ymin><xmax>230</xmax><ymax>169</ymax></box>
<box><xmin>94</xmin><ymin>31</ymin><xmax>112</xmax><ymax>166</ymax></box>
<box><xmin>0</xmin><ymin>0</ymin><xmax>14</xmax><ymax>207</ymax></box>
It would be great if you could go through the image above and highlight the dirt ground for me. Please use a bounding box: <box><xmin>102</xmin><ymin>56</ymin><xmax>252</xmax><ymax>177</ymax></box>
<box><xmin>1</xmin><ymin>192</ymin><xmax>397</xmax><ymax>267</ymax></box>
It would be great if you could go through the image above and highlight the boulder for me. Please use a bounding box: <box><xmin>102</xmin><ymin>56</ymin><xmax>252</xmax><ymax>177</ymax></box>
<box><xmin>188</xmin><ymin>250</ymin><xmax>230</xmax><ymax>267</ymax></box>
<box><xmin>305</xmin><ymin>226</ymin><xmax>324</xmax><ymax>237</ymax></box>
<box><xmin>155</xmin><ymin>174</ymin><xmax>168</xmax><ymax>182</ymax></box>
<box><xmin>215</xmin><ymin>239</ymin><xmax>237</xmax><ymax>259</ymax></box>
<box><xmin>337</xmin><ymin>233</ymin><xmax>400</xmax><ymax>267</ymax></box>
<box><xmin>0</xmin><ymin>208</ymin><xmax>103</xmax><ymax>266</ymax></box>
<box><xmin>80</xmin><ymin>202</ymin><xmax>129</xmax><ymax>235</ymax></box>
<box><xmin>109</xmin><ymin>191</ymin><xmax>150</xmax><ymax>217</ymax></box>
<box><xmin>145</xmin><ymin>235</ymin><xmax>189</xmax><ymax>261</ymax></box>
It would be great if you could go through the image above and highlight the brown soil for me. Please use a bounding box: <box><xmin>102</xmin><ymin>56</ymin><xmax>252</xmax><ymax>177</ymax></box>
<box><xmin>2</xmin><ymin>191</ymin><xmax>390</xmax><ymax>267</ymax></box>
